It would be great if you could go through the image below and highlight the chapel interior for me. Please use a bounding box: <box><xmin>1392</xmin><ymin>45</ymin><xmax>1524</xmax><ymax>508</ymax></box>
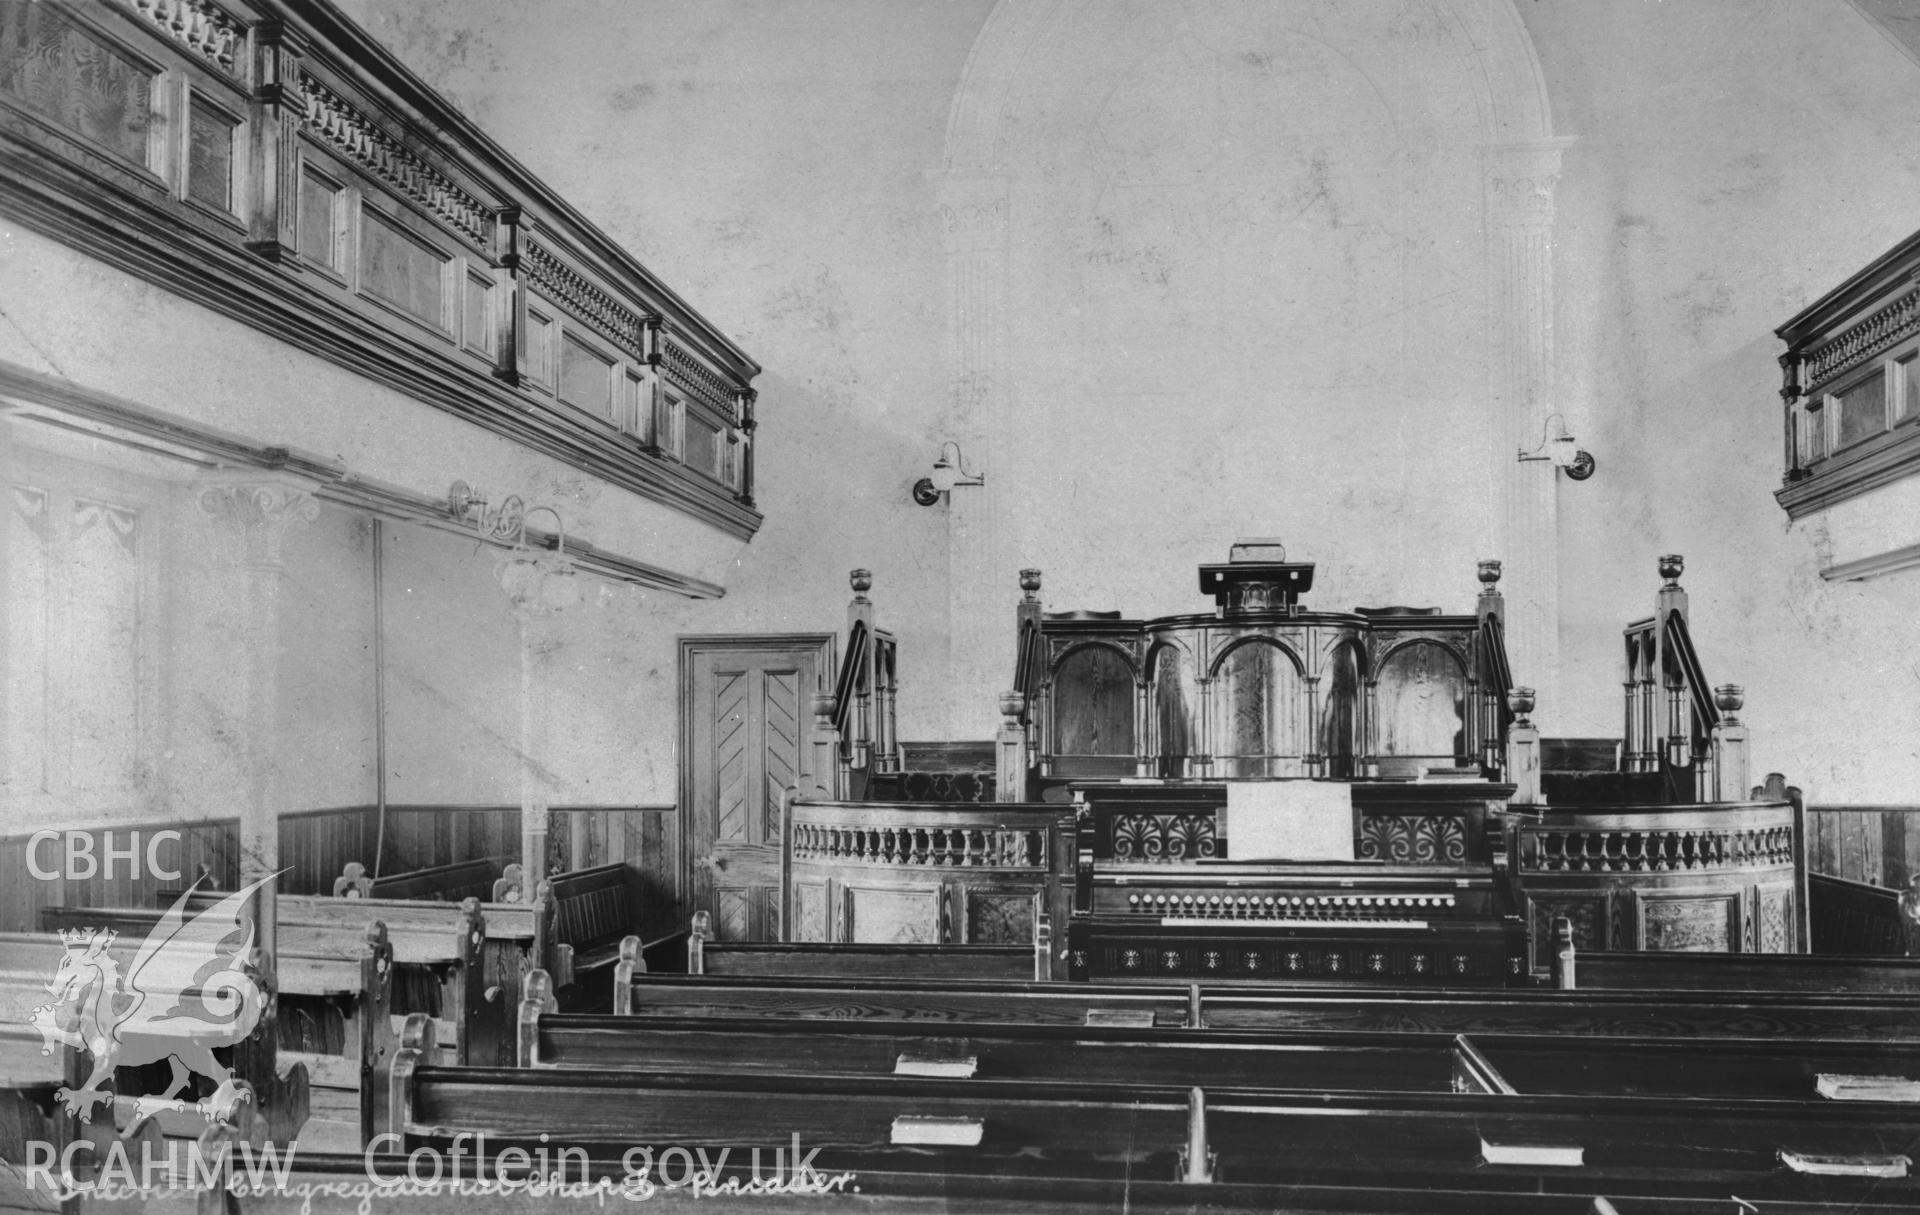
<box><xmin>4</xmin><ymin>0</ymin><xmax>1920</xmax><ymax>1210</ymax></box>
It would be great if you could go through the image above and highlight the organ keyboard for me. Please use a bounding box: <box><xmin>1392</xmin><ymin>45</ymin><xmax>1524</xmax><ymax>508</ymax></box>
<box><xmin>1066</xmin><ymin>864</ymin><xmax>1527</xmax><ymax>985</ymax></box>
<box><xmin>1057</xmin><ymin>779</ymin><xmax>1531</xmax><ymax>986</ymax></box>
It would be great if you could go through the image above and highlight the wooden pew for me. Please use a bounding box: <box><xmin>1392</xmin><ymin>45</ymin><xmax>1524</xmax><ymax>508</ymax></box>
<box><xmin>684</xmin><ymin>908</ymin><xmax>1051</xmax><ymax>982</ymax></box>
<box><xmin>1809</xmin><ymin>872</ymin><xmax>1917</xmax><ymax>955</ymax></box>
<box><xmin>1549</xmin><ymin>915</ymin><xmax>1920</xmax><ymax>992</ymax></box>
<box><xmin>386</xmin><ymin>1016</ymin><xmax>1920</xmax><ymax>1204</ymax></box>
<box><xmin>332</xmin><ymin>858</ymin><xmax>496</xmax><ymax>902</ymax></box>
<box><xmin>40</xmin><ymin>888</ymin><xmax>550</xmax><ymax>1067</ymax></box>
<box><xmin>526</xmin><ymin>996</ymin><xmax>1920</xmax><ymax>1101</ymax></box>
<box><xmin>0</xmin><ymin>931</ymin><xmax>306</xmax><ymax>1179</ymax></box>
<box><xmin>622</xmin><ymin>971</ymin><xmax>1920</xmax><ymax>1043</ymax></box>
<box><xmin>545</xmin><ymin>862</ymin><xmax>657</xmax><ymax>1008</ymax></box>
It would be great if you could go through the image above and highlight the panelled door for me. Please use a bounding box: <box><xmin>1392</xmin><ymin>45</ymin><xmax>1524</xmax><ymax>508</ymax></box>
<box><xmin>680</xmin><ymin>634</ymin><xmax>834</xmax><ymax>941</ymax></box>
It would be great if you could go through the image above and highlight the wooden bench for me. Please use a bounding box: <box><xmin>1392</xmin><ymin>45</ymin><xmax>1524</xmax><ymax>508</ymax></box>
<box><xmin>527</xmin><ymin>995</ymin><xmax>1920</xmax><ymax>1102</ymax></box>
<box><xmin>546</xmin><ymin>862</ymin><xmax>655</xmax><ymax>1007</ymax></box>
<box><xmin>333</xmin><ymin>858</ymin><xmax>496</xmax><ymax>902</ymax></box>
<box><xmin>386</xmin><ymin>1014</ymin><xmax>1920</xmax><ymax>1203</ymax></box>
<box><xmin>1549</xmin><ymin>915</ymin><xmax>1920</xmax><ymax>991</ymax></box>
<box><xmin>685</xmin><ymin>908</ymin><xmax>1050</xmax><ymax>982</ymax></box>
<box><xmin>1809</xmin><ymin>872</ymin><xmax>1917</xmax><ymax>955</ymax></box>
<box><xmin>622</xmin><ymin>971</ymin><xmax>1920</xmax><ymax>1042</ymax></box>
<box><xmin>0</xmin><ymin>931</ymin><xmax>314</xmax><ymax>1162</ymax></box>
<box><xmin>41</xmin><ymin>888</ymin><xmax>550</xmax><ymax>1068</ymax></box>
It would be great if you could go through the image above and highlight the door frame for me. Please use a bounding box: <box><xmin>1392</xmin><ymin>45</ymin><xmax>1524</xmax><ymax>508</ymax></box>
<box><xmin>676</xmin><ymin>632</ymin><xmax>837</xmax><ymax>933</ymax></box>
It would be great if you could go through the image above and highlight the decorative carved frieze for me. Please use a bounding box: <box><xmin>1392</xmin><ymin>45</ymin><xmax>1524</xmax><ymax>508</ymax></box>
<box><xmin>1802</xmin><ymin>287</ymin><xmax>1920</xmax><ymax>390</ymax></box>
<box><xmin>1357</xmin><ymin>814</ymin><xmax>1469</xmax><ymax>864</ymax></box>
<box><xmin>120</xmin><ymin>0</ymin><xmax>243</xmax><ymax>76</ymax></box>
<box><xmin>1521</xmin><ymin>825</ymin><xmax>1795</xmax><ymax>874</ymax></box>
<box><xmin>298</xmin><ymin>72</ymin><xmax>489</xmax><ymax>247</ymax></box>
<box><xmin>790</xmin><ymin>822</ymin><xmax>1047</xmax><ymax>869</ymax></box>
<box><xmin>524</xmin><ymin>240</ymin><xmax>648</xmax><ymax>360</ymax></box>
<box><xmin>196</xmin><ymin>476</ymin><xmax>319</xmax><ymax>566</ymax></box>
<box><xmin>663</xmin><ymin>339</ymin><xmax>736</xmax><ymax>420</ymax></box>
<box><xmin>1109</xmin><ymin>812</ymin><xmax>1217</xmax><ymax>862</ymax></box>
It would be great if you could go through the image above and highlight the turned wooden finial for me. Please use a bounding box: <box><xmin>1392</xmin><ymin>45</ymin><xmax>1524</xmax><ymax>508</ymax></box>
<box><xmin>1019</xmin><ymin>568</ymin><xmax>1042</xmax><ymax>602</ymax></box>
<box><xmin>1658</xmin><ymin>554</ymin><xmax>1684</xmax><ymax>586</ymax></box>
<box><xmin>998</xmin><ymin>690</ymin><xmax>1026</xmax><ymax>724</ymax></box>
<box><xmin>1507</xmin><ymin>686</ymin><xmax>1536</xmax><ymax>726</ymax></box>
<box><xmin>1477</xmin><ymin>559</ymin><xmax>1502</xmax><ymax>586</ymax></box>
<box><xmin>1713</xmin><ymin>684</ymin><xmax>1744</xmax><ymax>724</ymax></box>
<box><xmin>850</xmin><ymin>568</ymin><xmax>872</xmax><ymax>599</ymax></box>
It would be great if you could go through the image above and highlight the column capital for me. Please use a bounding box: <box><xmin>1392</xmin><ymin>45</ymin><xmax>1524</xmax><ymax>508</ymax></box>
<box><xmin>1483</xmin><ymin>138</ymin><xmax>1577</xmax><ymax>231</ymax></box>
<box><xmin>196</xmin><ymin>471</ymin><xmax>319</xmax><ymax>567</ymax></box>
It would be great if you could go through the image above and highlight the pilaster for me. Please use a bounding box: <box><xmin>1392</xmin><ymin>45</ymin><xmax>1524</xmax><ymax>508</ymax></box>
<box><xmin>932</xmin><ymin>169</ymin><xmax>1012</xmax><ymax>735</ymax></box>
<box><xmin>1484</xmin><ymin>138</ymin><xmax>1574</xmax><ymax>717</ymax></box>
<box><xmin>195</xmin><ymin>471</ymin><xmax>320</xmax><ymax>960</ymax></box>
<box><xmin>495</xmin><ymin>551</ymin><xmax>581</xmax><ymax>886</ymax></box>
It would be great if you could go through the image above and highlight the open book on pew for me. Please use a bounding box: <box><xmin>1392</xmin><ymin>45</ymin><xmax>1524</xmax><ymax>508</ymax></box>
<box><xmin>1479</xmin><ymin>1137</ymin><xmax>1584</xmax><ymax>1167</ymax></box>
<box><xmin>1816</xmin><ymin>1073</ymin><xmax>1920</xmax><ymax>1103</ymax></box>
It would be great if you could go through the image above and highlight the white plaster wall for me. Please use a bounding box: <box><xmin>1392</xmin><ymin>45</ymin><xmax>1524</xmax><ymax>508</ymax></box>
<box><xmin>333</xmin><ymin>0</ymin><xmax>1920</xmax><ymax>798</ymax></box>
<box><xmin>11</xmin><ymin>0</ymin><xmax>1920</xmax><ymax>820</ymax></box>
<box><xmin>1528</xmin><ymin>0</ymin><xmax>1920</xmax><ymax>798</ymax></box>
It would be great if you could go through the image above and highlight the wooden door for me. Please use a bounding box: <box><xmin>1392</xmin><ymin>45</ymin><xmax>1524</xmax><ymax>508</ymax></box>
<box><xmin>680</xmin><ymin>634</ymin><xmax>833</xmax><ymax>941</ymax></box>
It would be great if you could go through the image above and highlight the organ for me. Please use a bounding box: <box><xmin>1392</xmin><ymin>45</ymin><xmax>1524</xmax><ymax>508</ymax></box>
<box><xmin>788</xmin><ymin>540</ymin><xmax>1803</xmax><ymax>977</ymax></box>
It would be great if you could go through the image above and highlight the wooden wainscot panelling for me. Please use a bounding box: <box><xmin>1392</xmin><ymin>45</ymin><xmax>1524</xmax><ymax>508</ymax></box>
<box><xmin>0</xmin><ymin>0</ymin><xmax>762</xmax><ymax>539</ymax></box>
<box><xmin>0</xmin><ymin>817</ymin><xmax>239</xmax><ymax>932</ymax></box>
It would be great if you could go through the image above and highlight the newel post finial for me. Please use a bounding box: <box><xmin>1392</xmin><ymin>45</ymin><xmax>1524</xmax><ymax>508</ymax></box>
<box><xmin>1478</xmin><ymin>558</ymin><xmax>1502</xmax><ymax>587</ymax></box>
<box><xmin>1019</xmin><ymin>568</ymin><xmax>1042</xmax><ymax>602</ymax></box>
<box><xmin>1658</xmin><ymin>554</ymin><xmax>1684</xmax><ymax>587</ymax></box>
<box><xmin>850</xmin><ymin>568</ymin><xmax>872</xmax><ymax>600</ymax></box>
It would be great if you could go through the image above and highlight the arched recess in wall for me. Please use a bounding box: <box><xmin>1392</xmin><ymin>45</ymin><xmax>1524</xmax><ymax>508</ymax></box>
<box><xmin>933</xmin><ymin>0</ymin><xmax>1570</xmax><ymax>723</ymax></box>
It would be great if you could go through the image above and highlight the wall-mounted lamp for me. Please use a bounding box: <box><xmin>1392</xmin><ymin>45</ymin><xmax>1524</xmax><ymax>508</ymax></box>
<box><xmin>449</xmin><ymin>481</ymin><xmax>580</xmax><ymax>612</ymax></box>
<box><xmin>1517</xmin><ymin>414</ymin><xmax>1595</xmax><ymax>481</ymax></box>
<box><xmin>912</xmin><ymin>441</ymin><xmax>986</xmax><ymax>506</ymax></box>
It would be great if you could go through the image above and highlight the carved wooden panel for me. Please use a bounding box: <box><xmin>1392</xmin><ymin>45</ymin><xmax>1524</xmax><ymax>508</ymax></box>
<box><xmin>1110</xmin><ymin>812</ymin><xmax>1216</xmax><ymax>862</ymax></box>
<box><xmin>794</xmin><ymin>882</ymin><xmax>828</xmax><ymax>944</ymax></box>
<box><xmin>1357</xmin><ymin>814</ymin><xmax>1468</xmax><ymax>864</ymax></box>
<box><xmin>359</xmin><ymin>205</ymin><xmax>448</xmax><ymax>329</ymax></box>
<box><xmin>1216</xmin><ymin>639</ymin><xmax>1302</xmax><ymax>777</ymax></box>
<box><xmin>0</xmin><ymin>5</ymin><xmax>153</xmax><ymax>165</ymax></box>
<box><xmin>1150</xmin><ymin>645</ymin><xmax>1195</xmax><ymax>777</ymax></box>
<box><xmin>1052</xmin><ymin>645</ymin><xmax>1135</xmax><ymax>759</ymax></box>
<box><xmin>712</xmin><ymin>672</ymin><xmax>747</xmax><ymax>843</ymax></box>
<box><xmin>559</xmin><ymin>333</ymin><xmax>616</xmax><ymax>419</ymax></box>
<box><xmin>965</xmin><ymin>891</ymin><xmax>1033</xmax><ymax>946</ymax></box>
<box><xmin>1319</xmin><ymin>640</ymin><xmax>1363</xmax><ymax>778</ymax></box>
<box><xmin>1641</xmin><ymin>896</ymin><xmax>1734</xmax><ymax>953</ymax></box>
<box><xmin>761</xmin><ymin>669</ymin><xmax>799</xmax><ymax>840</ymax></box>
<box><xmin>1375</xmin><ymin>641</ymin><xmax>1466</xmax><ymax>762</ymax></box>
<box><xmin>845</xmin><ymin>886</ymin><xmax>939</xmax><ymax>945</ymax></box>
<box><xmin>714</xmin><ymin>888</ymin><xmax>750</xmax><ymax>942</ymax></box>
<box><xmin>186</xmin><ymin>97</ymin><xmax>236</xmax><ymax>213</ymax></box>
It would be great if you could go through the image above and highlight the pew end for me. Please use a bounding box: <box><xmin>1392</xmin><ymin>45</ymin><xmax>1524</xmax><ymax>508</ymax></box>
<box><xmin>377</xmin><ymin>1013</ymin><xmax>437</xmax><ymax>1147</ymax></box>
<box><xmin>517</xmin><ymin>969</ymin><xmax>559</xmax><ymax>1067</ymax></box>
<box><xmin>1178</xmin><ymin>1087</ymin><xmax>1214</xmax><ymax>1184</ymax></box>
<box><xmin>689</xmin><ymin>909</ymin><xmax>713</xmax><ymax>975</ymax></box>
<box><xmin>611</xmin><ymin>936</ymin><xmax>644</xmax><ymax>1016</ymax></box>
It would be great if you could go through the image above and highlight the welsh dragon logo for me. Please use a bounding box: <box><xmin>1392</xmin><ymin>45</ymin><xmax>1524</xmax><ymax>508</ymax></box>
<box><xmin>29</xmin><ymin>875</ymin><xmax>274</xmax><ymax>1125</ymax></box>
